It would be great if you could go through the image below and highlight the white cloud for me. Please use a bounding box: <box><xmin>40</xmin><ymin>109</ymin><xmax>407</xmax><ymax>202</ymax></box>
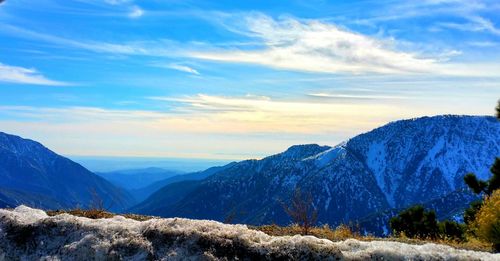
<box><xmin>189</xmin><ymin>14</ymin><xmax>500</xmax><ymax>77</ymax></box>
<box><xmin>128</xmin><ymin>5</ymin><xmax>144</xmax><ymax>18</ymax></box>
<box><xmin>2</xmin><ymin>16</ymin><xmax>499</xmax><ymax>78</ymax></box>
<box><xmin>165</xmin><ymin>64</ymin><xmax>200</xmax><ymax>75</ymax></box>
<box><xmin>0</xmin><ymin>62</ymin><xmax>69</xmax><ymax>86</ymax></box>
<box><xmin>189</xmin><ymin>15</ymin><xmax>442</xmax><ymax>75</ymax></box>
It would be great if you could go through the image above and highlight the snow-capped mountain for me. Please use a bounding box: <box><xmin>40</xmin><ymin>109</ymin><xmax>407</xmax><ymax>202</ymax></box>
<box><xmin>134</xmin><ymin>115</ymin><xmax>500</xmax><ymax>232</ymax></box>
<box><xmin>0</xmin><ymin>132</ymin><xmax>135</xmax><ymax>211</ymax></box>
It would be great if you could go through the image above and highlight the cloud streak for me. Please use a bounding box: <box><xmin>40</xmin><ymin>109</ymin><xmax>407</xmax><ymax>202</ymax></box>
<box><xmin>2</xmin><ymin>14</ymin><xmax>499</xmax><ymax>78</ymax></box>
<box><xmin>189</xmin><ymin>14</ymin><xmax>500</xmax><ymax>77</ymax></box>
<box><xmin>0</xmin><ymin>92</ymin><xmax>494</xmax><ymax>158</ymax></box>
<box><xmin>165</xmin><ymin>64</ymin><xmax>200</xmax><ymax>75</ymax></box>
<box><xmin>0</xmin><ymin>62</ymin><xmax>69</xmax><ymax>86</ymax></box>
<box><xmin>190</xmin><ymin>14</ymin><xmax>436</xmax><ymax>75</ymax></box>
<box><xmin>1</xmin><ymin>94</ymin><xmax>417</xmax><ymax>135</ymax></box>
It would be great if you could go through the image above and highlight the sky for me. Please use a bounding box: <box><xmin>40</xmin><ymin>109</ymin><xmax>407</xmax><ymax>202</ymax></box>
<box><xmin>0</xmin><ymin>0</ymin><xmax>499</xmax><ymax>160</ymax></box>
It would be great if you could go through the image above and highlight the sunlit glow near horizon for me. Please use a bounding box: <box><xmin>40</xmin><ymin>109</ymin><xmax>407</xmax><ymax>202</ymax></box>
<box><xmin>0</xmin><ymin>0</ymin><xmax>499</xmax><ymax>159</ymax></box>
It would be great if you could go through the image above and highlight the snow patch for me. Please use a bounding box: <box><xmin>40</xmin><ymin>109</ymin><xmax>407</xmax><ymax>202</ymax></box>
<box><xmin>0</xmin><ymin>206</ymin><xmax>498</xmax><ymax>260</ymax></box>
<box><xmin>366</xmin><ymin>141</ymin><xmax>396</xmax><ymax>207</ymax></box>
<box><xmin>304</xmin><ymin>143</ymin><xmax>346</xmax><ymax>168</ymax></box>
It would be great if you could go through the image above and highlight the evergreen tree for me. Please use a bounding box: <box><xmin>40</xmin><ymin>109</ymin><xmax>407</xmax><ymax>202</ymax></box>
<box><xmin>464</xmin><ymin>158</ymin><xmax>500</xmax><ymax>196</ymax></box>
<box><xmin>390</xmin><ymin>205</ymin><xmax>439</xmax><ymax>239</ymax></box>
<box><xmin>488</xmin><ymin>158</ymin><xmax>500</xmax><ymax>194</ymax></box>
<box><xmin>496</xmin><ymin>100</ymin><xmax>500</xmax><ymax>119</ymax></box>
<box><xmin>438</xmin><ymin>220</ymin><xmax>466</xmax><ymax>241</ymax></box>
<box><xmin>464</xmin><ymin>201</ymin><xmax>483</xmax><ymax>225</ymax></box>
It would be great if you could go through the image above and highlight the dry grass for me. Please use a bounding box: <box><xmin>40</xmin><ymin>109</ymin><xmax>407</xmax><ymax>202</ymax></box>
<box><xmin>46</xmin><ymin>209</ymin><xmax>154</xmax><ymax>221</ymax></box>
<box><xmin>45</xmin><ymin>210</ymin><xmax>495</xmax><ymax>253</ymax></box>
<box><xmin>384</xmin><ymin>235</ymin><xmax>494</xmax><ymax>252</ymax></box>
<box><xmin>253</xmin><ymin>224</ymin><xmax>368</xmax><ymax>241</ymax></box>
<box><xmin>253</xmin><ymin>224</ymin><xmax>495</xmax><ymax>253</ymax></box>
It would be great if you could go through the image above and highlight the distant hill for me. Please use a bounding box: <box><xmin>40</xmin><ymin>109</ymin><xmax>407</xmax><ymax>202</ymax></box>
<box><xmin>95</xmin><ymin>167</ymin><xmax>183</xmax><ymax>190</ymax></box>
<box><xmin>0</xmin><ymin>132</ymin><xmax>135</xmax><ymax>211</ymax></box>
<box><xmin>132</xmin><ymin>115</ymin><xmax>499</xmax><ymax>234</ymax></box>
<box><xmin>130</xmin><ymin>163</ymin><xmax>237</xmax><ymax>203</ymax></box>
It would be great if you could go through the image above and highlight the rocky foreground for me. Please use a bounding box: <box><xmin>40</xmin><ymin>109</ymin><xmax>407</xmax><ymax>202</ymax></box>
<box><xmin>0</xmin><ymin>206</ymin><xmax>498</xmax><ymax>260</ymax></box>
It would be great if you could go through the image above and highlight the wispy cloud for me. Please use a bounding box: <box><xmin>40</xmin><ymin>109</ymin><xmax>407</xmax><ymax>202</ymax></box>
<box><xmin>104</xmin><ymin>0</ymin><xmax>132</xmax><ymax>5</ymax></box>
<box><xmin>190</xmin><ymin>14</ymin><xmax>436</xmax><ymax>75</ymax></box>
<box><xmin>128</xmin><ymin>5</ymin><xmax>144</xmax><ymax>18</ymax></box>
<box><xmin>436</xmin><ymin>15</ymin><xmax>500</xmax><ymax>35</ymax></box>
<box><xmin>151</xmin><ymin>62</ymin><xmax>200</xmax><ymax>75</ymax></box>
<box><xmin>163</xmin><ymin>64</ymin><xmax>200</xmax><ymax>75</ymax></box>
<box><xmin>188</xmin><ymin>14</ymin><xmax>499</xmax><ymax>76</ymax></box>
<box><xmin>0</xmin><ymin>91</ymin><xmax>493</xmax><ymax>158</ymax></box>
<box><xmin>2</xmin><ymin>14</ymin><xmax>499</xmax><ymax>78</ymax></box>
<box><xmin>307</xmin><ymin>92</ymin><xmax>409</xmax><ymax>100</ymax></box>
<box><xmin>0</xmin><ymin>24</ymin><xmax>177</xmax><ymax>57</ymax></box>
<box><xmin>149</xmin><ymin>94</ymin><xmax>421</xmax><ymax>133</ymax></box>
<box><xmin>0</xmin><ymin>62</ymin><xmax>69</xmax><ymax>86</ymax></box>
<box><xmin>349</xmin><ymin>0</ymin><xmax>493</xmax><ymax>26</ymax></box>
<box><xmin>1</xmin><ymin>94</ymin><xmax>416</xmax><ymax>135</ymax></box>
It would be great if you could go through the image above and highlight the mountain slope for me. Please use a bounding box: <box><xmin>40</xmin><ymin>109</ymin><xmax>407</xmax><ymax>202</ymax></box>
<box><xmin>133</xmin><ymin>115</ymin><xmax>499</xmax><ymax>232</ymax></box>
<box><xmin>130</xmin><ymin>163</ymin><xmax>237</xmax><ymax>202</ymax></box>
<box><xmin>129</xmin><ymin>180</ymin><xmax>203</xmax><ymax>215</ymax></box>
<box><xmin>0</xmin><ymin>132</ymin><xmax>135</xmax><ymax>211</ymax></box>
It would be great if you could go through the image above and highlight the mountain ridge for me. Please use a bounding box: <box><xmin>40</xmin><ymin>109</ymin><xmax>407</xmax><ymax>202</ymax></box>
<box><xmin>133</xmin><ymin>115</ymin><xmax>499</xmax><ymax>234</ymax></box>
<box><xmin>0</xmin><ymin>132</ymin><xmax>135</xmax><ymax>211</ymax></box>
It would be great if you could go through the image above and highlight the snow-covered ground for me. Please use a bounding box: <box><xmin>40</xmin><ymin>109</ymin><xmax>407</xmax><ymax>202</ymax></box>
<box><xmin>0</xmin><ymin>206</ymin><xmax>498</xmax><ymax>260</ymax></box>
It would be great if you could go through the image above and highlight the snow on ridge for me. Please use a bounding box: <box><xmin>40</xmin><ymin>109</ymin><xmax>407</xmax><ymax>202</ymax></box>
<box><xmin>303</xmin><ymin>142</ymin><xmax>347</xmax><ymax>168</ymax></box>
<box><xmin>1</xmin><ymin>206</ymin><xmax>498</xmax><ymax>260</ymax></box>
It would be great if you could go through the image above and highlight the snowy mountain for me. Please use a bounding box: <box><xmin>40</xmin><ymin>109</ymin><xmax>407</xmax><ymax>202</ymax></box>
<box><xmin>1</xmin><ymin>205</ymin><xmax>497</xmax><ymax>260</ymax></box>
<box><xmin>134</xmin><ymin>115</ymin><xmax>500</xmax><ymax>232</ymax></box>
<box><xmin>0</xmin><ymin>132</ymin><xmax>135</xmax><ymax>211</ymax></box>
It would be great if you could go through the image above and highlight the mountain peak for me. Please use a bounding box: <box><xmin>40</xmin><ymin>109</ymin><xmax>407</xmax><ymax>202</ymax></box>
<box><xmin>0</xmin><ymin>132</ymin><xmax>57</xmax><ymax>163</ymax></box>
<box><xmin>0</xmin><ymin>131</ymin><xmax>135</xmax><ymax>211</ymax></box>
<box><xmin>278</xmin><ymin>144</ymin><xmax>331</xmax><ymax>160</ymax></box>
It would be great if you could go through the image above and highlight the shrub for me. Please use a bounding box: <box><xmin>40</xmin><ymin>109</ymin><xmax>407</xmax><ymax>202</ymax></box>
<box><xmin>281</xmin><ymin>188</ymin><xmax>318</xmax><ymax>235</ymax></box>
<box><xmin>464</xmin><ymin>200</ymin><xmax>483</xmax><ymax>226</ymax></box>
<box><xmin>390</xmin><ymin>205</ymin><xmax>439</xmax><ymax>239</ymax></box>
<box><xmin>472</xmin><ymin>190</ymin><xmax>500</xmax><ymax>251</ymax></box>
<box><xmin>438</xmin><ymin>220</ymin><xmax>466</xmax><ymax>242</ymax></box>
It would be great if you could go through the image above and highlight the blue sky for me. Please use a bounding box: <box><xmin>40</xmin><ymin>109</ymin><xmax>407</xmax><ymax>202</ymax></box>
<box><xmin>0</xmin><ymin>0</ymin><xmax>499</xmax><ymax>160</ymax></box>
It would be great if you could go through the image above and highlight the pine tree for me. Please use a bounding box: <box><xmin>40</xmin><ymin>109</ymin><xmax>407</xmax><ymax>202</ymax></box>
<box><xmin>390</xmin><ymin>205</ymin><xmax>439</xmax><ymax>239</ymax></box>
<box><xmin>496</xmin><ymin>100</ymin><xmax>500</xmax><ymax>119</ymax></box>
